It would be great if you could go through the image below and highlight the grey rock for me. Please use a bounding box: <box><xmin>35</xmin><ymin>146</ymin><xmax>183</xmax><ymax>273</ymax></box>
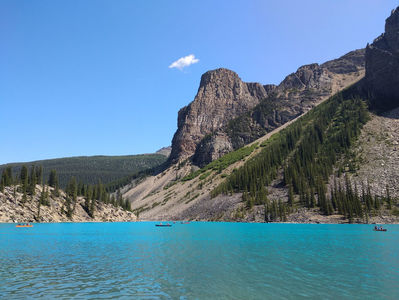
<box><xmin>365</xmin><ymin>7</ymin><xmax>399</xmax><ymax>110</ymax></box>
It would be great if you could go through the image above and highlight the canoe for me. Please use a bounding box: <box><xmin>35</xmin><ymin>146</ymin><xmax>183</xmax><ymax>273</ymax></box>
<box><xmin>374</xmin><ymin>229</ymin><xmax>387</xmax><ymax>231</ymax></box>
<box><xmin>155</xmin><ymin>224</ymin><xmax>172</xmax><ymax>227</ymax></box>
<box><xmin>16</xmin><ymin>225</ymin><xmax>33</xmax><ymax>228</ymax></box>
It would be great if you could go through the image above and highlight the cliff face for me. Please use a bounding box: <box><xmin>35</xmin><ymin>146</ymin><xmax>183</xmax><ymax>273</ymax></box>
<box><xmin>169</xmin><ymin>68</ymin><xmax>275</xmax><ymax>162</ymax></box>
<box><xmin>191</xmin><ymin>50</ymin><xmax>365</xmax><ymax>166</ymax></box>
<box><xmin>121</xmin><ymin>7</ymin><xmax>399</xmax><ymax>224</ymax></box>
<box><xmin>365</xmin><ymin>8</ymin><xmax>399</xmax><ymax>110</ymax></box>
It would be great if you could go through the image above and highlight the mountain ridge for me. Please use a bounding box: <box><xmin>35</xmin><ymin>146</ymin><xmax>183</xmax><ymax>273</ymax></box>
<box><xmin>170</xmin><ymin>49</ymin><xmax>365</xmax><ymax>167</ymax></box>
<box><xmin>121</xmin><ymin>7</ymin><xmax>399</xmax><ymax>223</ymax></box>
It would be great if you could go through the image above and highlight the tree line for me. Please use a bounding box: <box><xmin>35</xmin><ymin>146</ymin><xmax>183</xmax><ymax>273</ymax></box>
<box><xmin>1</xmin><ymin>165</ymin><xmax>131</xmax><ymax>219</ymax></box>
<box><xmin>210</xmin><ymin>92</ymin><xmax>396</xmax><ymax>220</ymax></box>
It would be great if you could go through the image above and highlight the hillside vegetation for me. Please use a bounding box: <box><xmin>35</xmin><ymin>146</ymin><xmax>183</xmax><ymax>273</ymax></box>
<box><xmin>0</xmin><ymin>154</ymin><xmax>167</xmax><ymax>189</ymax></box>
<box><xmin>211</xmin><ymin>88</ymin><xmax>398</xmax><ymax>222</ymax></box>
<box><xmin>122</xmin><ymin>84</ymin><xmax>398</xmax><ymax>223</ymax></box>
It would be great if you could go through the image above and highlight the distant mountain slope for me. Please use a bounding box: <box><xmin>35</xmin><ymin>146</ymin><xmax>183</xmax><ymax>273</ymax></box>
<box><xmin>121</xmin><ymin>6</ymin><xmax>399</xmax><ymax>223</ymax></box>
<box><xmin>155</xmin><ymin>146</ymin><xmax>172</xmax><ymax>157</ymax></box>
<box><xmin>0</xmin><ymin>154</ymin><xmax>167</xmax><ymax>188</ymax></box>
<box><xmin>169</xmin><ymin>49</ymin><xmax>365</xmax><ymax>167</ymax></box>
<box><xmin>192</xmin><ymin>50</ymin><xmax>365</xmax><ymax>167</ymax></box>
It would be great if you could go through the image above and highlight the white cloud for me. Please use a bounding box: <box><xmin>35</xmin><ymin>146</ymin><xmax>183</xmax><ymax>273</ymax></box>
<box><xmin>169</xmin><ymin>54</ymin><xmax>199</xmax><ymax>70</ymax></box>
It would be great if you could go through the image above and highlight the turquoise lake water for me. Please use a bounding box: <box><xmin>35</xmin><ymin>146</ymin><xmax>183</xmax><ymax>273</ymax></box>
<box><xmin>0</xmin><ymin>222</ymin><xmax>398</xmax><ymax>299</ymax></box>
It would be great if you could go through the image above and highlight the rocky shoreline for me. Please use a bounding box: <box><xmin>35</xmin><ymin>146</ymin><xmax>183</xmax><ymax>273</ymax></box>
<box><xmin>0</xmin><ymin>185</ymin><xmax>136</xmax><ymax>223</ymax></box>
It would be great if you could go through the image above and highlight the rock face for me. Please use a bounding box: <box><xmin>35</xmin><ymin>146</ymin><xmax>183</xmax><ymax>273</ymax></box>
<box><xmin>155</xmin><ymin>146</ymin><xmax>172</xmax><ymax>157</ymax></box>
<box><xmin>365</xmin><ymin>7</ymin><xmax>399</xmax><ymax>110</ymax></box>
<box><xmin>0</xmin><ymin>185</ymin><xmax>136</xmax><ymax>223</ymax></box>
<box><xmin>173</xmin><ymin>49</ymin><xmax>365</xmax><ymax>167</ymax></box>
<box><xmin>169</xmin><ymin>68</ymin><xmax>275</xmax><ymax>162</ymax></box>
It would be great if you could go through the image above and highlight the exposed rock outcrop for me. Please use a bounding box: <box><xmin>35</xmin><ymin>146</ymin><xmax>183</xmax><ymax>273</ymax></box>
<box><xmin>0</xmin><ymin>185</ymin><xmax>136</xmax><ymax>223</ymax></box>
<box><xmin>169</xmin><ymin>68</ymin><xmax>274</xmax><ymax>163</ymax></box>
<box><xmin>365</xmin><ymin>7</ymin><xmax>399</xmax><ymax>110</ymax></box>
<box><xmin>155</xmin><ymin>146</ymin><xmax>172</xmax><ymax>157</ymax></box>
<box><xmin>121</xmin><ymin>7</ymin><xmax>399</xmax><ymax>223</ymax></box>
<box><xmin>192</xmin><ymin>49</ymin><xmax>365</xmax><ymax>166</ymax></box>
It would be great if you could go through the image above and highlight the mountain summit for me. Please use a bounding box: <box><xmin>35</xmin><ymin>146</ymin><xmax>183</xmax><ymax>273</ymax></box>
<box><xmin>169</xmin><ymin>68</ymin><xmax>272</xmax><ymax>162</ymax></box>
<box><xmin>365</xmin><ymin>7</ymin><xmax>399</xmax><ymax>110</ymax></box>
<box><xmin>169</xmin><ymin>50</ymin><xmax>365</xmax><ymax>166</ymax></box>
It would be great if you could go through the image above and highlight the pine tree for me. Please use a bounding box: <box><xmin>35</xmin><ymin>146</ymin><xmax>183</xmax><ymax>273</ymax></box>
<box><xmin>0</xmin><ymin>167</ymin><xmax>13</xmax><ymax>191</ymax></box>
<box><xmin>28</xmin><ymin>165</ymin><xmax>37</xmax><ymax>195</ymax></box>
<box><xmin>85</xmin><ymin>186</ymin><xmax>92</xmax><ymax>214</ymax></box>
<box><xmin>288</xmin><ymin>185</ymin><xmax>294</xmax><ymax>207</ymax></box>
<box><xmin>48</xmin><ymin>169</ymin><xmax>59</xmax><ymax>196</ymax></box>
<box><xmin>0</xmin><ymin>176</ymin><xmax>4</xmax><ymax>193</ymax></box>
<box><xmin>48</xmin><ymin>169</ymin><xmax>58</xmax><ymax>187</ymax></box>
<box><xmin>386</xmin><ymin>185</ymin><xmax>392</xmax><ymax>210</ymax></box>
<box><xmin>37</xmin><ymin>195</ymin><xmax>41</xmax><ymax>221</ymax></box>
<box><xmin>310</xmin><ymin>188</ymin><xmax>316</xmax><ymax>208</ymax></box>
<box><xmin>35</xmin><ymin>166</ymin><xmax>43</xmax><ymax>185</ymax></box>
<box><xmin>66</xmin><ymin>177</ymin><xmax>77</xmax><ymax>217</ymax></box>
<box><xmin>90</xmin><ymin>198</ymin><xmax>95</xmax><ymax>218</ymax></box>
<box><xmin>20</xmin><ymin>165</ymin><xmax>28</xmax><ymax>193</ymax></box>
<box><xmin>5</xmin><ymin>167</ymin><xmax>13</xmax><ymax>186</ymax></box>
<box><xmin>124</xmin><ymin>199</ymin><xmax>131</xmax><ymax>211</ymax></box>
<box><xmin>22</xmin><ymin>189</ymin><xmax>27</xmax><ymax>204</ymax></box>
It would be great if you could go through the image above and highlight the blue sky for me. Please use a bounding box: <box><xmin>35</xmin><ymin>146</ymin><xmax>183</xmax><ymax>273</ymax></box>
<box><xmin>0</xmin><ymin>0</ymin><xmax>397</xmax><ymax>164</ymax></box>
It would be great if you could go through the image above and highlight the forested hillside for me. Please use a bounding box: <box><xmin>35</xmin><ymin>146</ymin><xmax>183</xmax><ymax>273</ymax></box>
<box><xmin>0</xmin><ymin>154</ymin><xmax>167</xmax><ymax>188</ymax></box>
<box><xmin>211</xmin><ymin>88</ymin><xmax>385</xmax><ymax>221</ymax></box>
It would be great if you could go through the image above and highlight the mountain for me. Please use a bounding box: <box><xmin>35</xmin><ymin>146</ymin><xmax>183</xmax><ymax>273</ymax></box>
<box><xmin>169</xmin><ymin>68</ymin><xmax>273</xmax><ymax>162</ymax></box>
<box><xmin>364</xmin><ymin>8</ymin><xmax>399</xmax><ymax>110</ymax></box>
<box><xmin>155</xmin><ymin>146</ymin><xmax>172</xmax><ymax>157</ymax></box>
<box><xmin>3</xmin><ymin>7</ymin><xmax>398</xmax><ymax>224</ymax></box>
<box><xmin>0</xmin><ymin>154</ymin><xmax>167</xmax><ymax>189</ymax></box>
<box><xmin>121</xmin><ymin>6</ymin><xmax>399</xmax><ymax>224</ymax></box>
<box><xmin>170</xmin><ymin>50</ymin><xmax>365</xmax><ymax>167</ymax></box>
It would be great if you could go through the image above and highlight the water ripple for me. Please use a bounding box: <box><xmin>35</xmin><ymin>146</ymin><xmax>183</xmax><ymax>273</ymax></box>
<box><xmin>0</xmin><ymin>223</ymin><xmax>398</xmax><ymax>299</ymax></box>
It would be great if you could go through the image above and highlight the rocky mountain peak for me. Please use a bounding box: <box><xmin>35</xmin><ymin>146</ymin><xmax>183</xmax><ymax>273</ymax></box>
<box><xmin>365</xmin><ymin>6</ymin><xmax>399</xmax><ymax>110</ymax></box>
<box><xmin>169</xmin><ymin>47</ymin><xmax>366</xmax><ymax>165</ymax></box>
<box><xmin>169</xmin><ymin>68</ymin><xmax>270</xmax><ymax>162</ymax></box>
<box><xmin>385</xmin><ymin>7</ymin><xmax>399</xmax><ymax>52</ymax></box>
<box><xmin>278</xmin><ymin>63</ymin><xmax>326</xmax><ymax>90</ymax></box>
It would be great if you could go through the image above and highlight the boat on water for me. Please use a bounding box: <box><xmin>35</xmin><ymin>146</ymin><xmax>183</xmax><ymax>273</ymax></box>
<box><xmin>180</xmin><ymin>221</ymin><xmax>190</xmax><ymax>224</ymax></box>
<box><xmin>374</xmin><ymin>226</ymin><xmax>387</xmax><ymax>232</ymax></box>
<box><xmin>155</xmin><ymin>223</ymin><xmax>172</xmax><ymax>227</ymax></box>
<box><xmin>16</xmin><ymin>223</ymin><xmax>33</xmax><ymax>228</ymax></box>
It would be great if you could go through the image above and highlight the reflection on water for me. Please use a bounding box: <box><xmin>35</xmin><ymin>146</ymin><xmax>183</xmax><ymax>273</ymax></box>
<box><xmin>0</xmin><ymin>223</ymin><xmax>398</xmax><ymax>299</ymax></box>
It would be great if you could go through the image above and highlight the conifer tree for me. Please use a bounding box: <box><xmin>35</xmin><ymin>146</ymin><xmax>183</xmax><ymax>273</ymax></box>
<box><xmin>85</xmin><ymin>185</ymin><xmax>92</xmax><ymax>213</ymax></box>
<box><xmin>22</xmin><ymin>189</ymin><xmax>27</xmax><ymax>204</ymax></box>
<box><xmin>48</xmin><ymin>169</ymin><xmax>58</xmax><ymax>187</ymax></box>
<box><xmin>288</xmin><ymin>185</ymin><xmax>294</xmax><ymax>207</ymax></box>
<box><xmin>20</xmin><ymin>165</ymin><xmax>28</xmax><ymax>193</ymax></box>
<box><xmin>124</xmin><ymin>199</ymin><xmax>131</xmax><ymax>211</ymax></box>
<box><xmin>66</xmin><ymin>177</ymin><xmax>77</xmax><ymax>217</ymax></box>
<box><xmin>90</xmin><ymin>198</ymin><xmax>95</xmax><ymax>217</ymax></box>
<box><xmin>35</xmin><ymin>166</ymin><xmax>43</xmax><ymax>185</ymax></box>
<box><xmin>28</xmin><ymin>165</ymin><xmax>37</xmax><ymax>195</ymax></box>
<box><xmin>386</xmin><ymin>185</ymin><xmax>392</xmax><ymax>210</ymax></box>
<box><xmin>1</xmin><ymin>167</ymin><xmax>13</xmax><ymax>191</ymax></box>
<box><xmin>48</xmin><ymin>169</ymin><xmax>59</xmax><ymax>196</ymax></box>
<box><xmin>5</xmin><ymin>167</ymin><xmax>13</xmax><ymax>186</ymax></box>
<box><xmin>37</xmin><ymin>196</ymin><xmax>41</xmax><ymax>221</ymax></box>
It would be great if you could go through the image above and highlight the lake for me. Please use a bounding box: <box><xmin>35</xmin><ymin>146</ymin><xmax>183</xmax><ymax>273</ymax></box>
<box><xmin>0</xmin><ymin>222</ymin><xmax>398</xmax><ymax>299</ymax></box>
